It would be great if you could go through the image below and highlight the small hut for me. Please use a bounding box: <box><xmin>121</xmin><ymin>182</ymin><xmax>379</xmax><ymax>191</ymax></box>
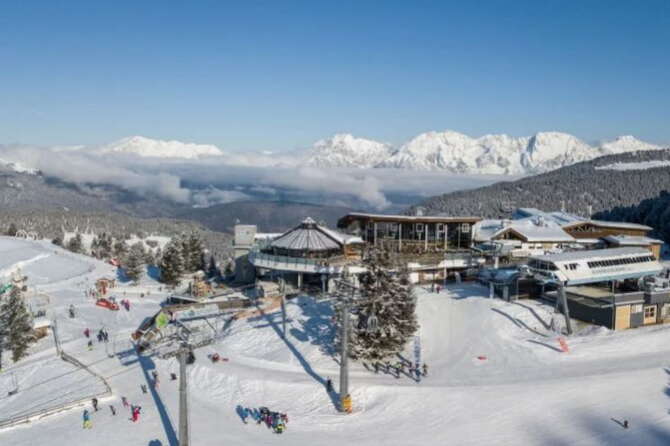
<box><xmin>96</xmin><ymin>277</ymin><xmax>116</xmax><ymax>295</ymax></box>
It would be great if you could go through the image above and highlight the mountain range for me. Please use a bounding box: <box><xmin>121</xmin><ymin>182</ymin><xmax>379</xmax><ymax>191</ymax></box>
<box><xmin>70</xmin><ymin>131</ymin><xmax>665</xmax><ymax>176</ymax></box>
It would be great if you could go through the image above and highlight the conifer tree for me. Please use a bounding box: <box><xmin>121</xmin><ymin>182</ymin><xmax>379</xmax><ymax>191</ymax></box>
<box><xmin>113</xmin><ymin>238</ymin><xmax>128</xmax><ymax>263</ymax></box>
<box><xmin>337</xmin><ymin>248</ymin><xmax>418</xmax><ymax>362</ymax></box>
<box><xmin>207</xmin><ymin>255</ymin><xmax>220</xmax><ymax>279</ymax></box>
<box><xmin>182</xmin><ymin>233</ymin><xmax>206</xmax><ymax>273</ymax></box>
<box><xmin>0</xmin><ymin>286</ymin><xmax>36</xmax><ymax>363</ymax></box>
<box><xmin>66</xmin><ymin>232</ymin><xmax>83</xmax><ymax>253</ymax></box>
<box><xmin>5</xmin><ymin>223</ymin><xmax>18</xmax><ymax>237</ymax></box>
<box><xmin>159</xmin><ymin>240</ymin><xmax>184</xmax><ymax>286</ymax></box>
<box><xmin>124</xmin><ymin>242</ymin><xmax>146</xmax><ymax>283</ymax></box>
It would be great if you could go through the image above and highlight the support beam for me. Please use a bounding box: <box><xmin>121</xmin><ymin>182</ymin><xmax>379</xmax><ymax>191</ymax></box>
<box><xmin>558</xmin><ymin>284</ymin><xmax>573</xmax><ymax>335</ymax></box>
<box><xmin>398</xmin><ymin>223</ymin><xmax>402</xmax><ymax>253</ymax></box>
<box><xmin>178</xmin><ymin>345</ymin><xmax>190</xmax><ymax>446</ymax></box>
<box><xmin>339</xmin><ymin>295</ymin><xmax>350</xmax><ymax>411</ymax></box>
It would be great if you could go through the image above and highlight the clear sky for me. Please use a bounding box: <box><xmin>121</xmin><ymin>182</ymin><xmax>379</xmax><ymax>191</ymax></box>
<box><xmin>1</xmin><ymin>0</ymin><xmax>668</xmax><ymax>150</ymax></box>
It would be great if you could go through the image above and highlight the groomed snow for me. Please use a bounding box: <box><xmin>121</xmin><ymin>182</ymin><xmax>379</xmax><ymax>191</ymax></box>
<box><xmin>2</xmin><ymin>237</ymin><xmax>670</xmax><ymax>445</ymax></box>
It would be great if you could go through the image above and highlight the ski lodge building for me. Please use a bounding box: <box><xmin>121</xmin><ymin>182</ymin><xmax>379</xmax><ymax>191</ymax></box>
<box><xmin>235</xmin><ymin>217</ymin><xmax>366</xmax><ymax>292</ymax></box>
<box><xmin>528</xmin><ymin>247</ymin><xmax>670</xmax><ymax>330</ymax></box>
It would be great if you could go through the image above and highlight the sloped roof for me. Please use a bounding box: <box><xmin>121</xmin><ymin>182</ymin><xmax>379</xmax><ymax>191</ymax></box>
<box><xmin>473</xmin><ymin>218</ymin><xmax>574</xmax><ymax>243</ymax></box>
<box><xmin>270</xmin><ymin>217</ymin><xmax>357</xmax><ymax>252</ymax></box>
<box><xmin>514</xmin><ymin>208</ymin><xmax>652</xmax><ymax>231</ymax></box>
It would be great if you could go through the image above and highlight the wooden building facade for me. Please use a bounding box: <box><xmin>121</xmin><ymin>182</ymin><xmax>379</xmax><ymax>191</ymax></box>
<box><xmin>337</xmin><ymin>213</ymin><xmax>482</xmax><ymax>254</ymax></box>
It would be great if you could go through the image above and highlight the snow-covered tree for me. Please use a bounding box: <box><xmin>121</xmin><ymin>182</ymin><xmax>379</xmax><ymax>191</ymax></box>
<box><xmin>338</xmin><ymin>248</ymin><xmax>418</xmax><ymax>362</ymax></box>
<box><xmin>124</xmin><ymin>242</ymin><xmax>146</xmax><ymax>283</ymax></box>
<box><xmin>112</xmin><ymin>238</ymin><xmax>128</xmax><ymax>262</ymax></box>
<box><xmin>66</xmin><ymin>232</ymin><xmax>83</xmax><ymax>253</ymax></box>
<box><xmin>0</xmin><ymin>286</ymin><xmax>36</xmax><ymax>363</ymax></box>
<box><xmin>159</xmin><ymin>240</ymin><xmax>184</xmax><ymax>286</ymax></box>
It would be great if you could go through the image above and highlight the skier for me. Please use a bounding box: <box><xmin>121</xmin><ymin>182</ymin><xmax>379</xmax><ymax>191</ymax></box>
<box><xmin>131</xmin><ymin>405</ymin><xmax>141</xmax><ymax>422</ymax></box>
<box><xmin>152</xmin><ymin>370</ymin><xmax>159</xmax><ymax>388</ymax></box>
<box><xmin>170</xmin><ymin>373</ymin><xmax>177</xmax><ymax>381</ymax></box>
<box><xmin>374</xmin><ymin>362</ymin><xmax>379</xmax><ymax>374</ymax></box>
<box><xmin>140</xmin><ymin>384</ymin><xmax>148</xmax><ymax>394</ymax></box>
<box><xmin>110</xmin><ymin>405</ymin><xmax>116</xmax><ymax>416</ymax></box>
<box><xmin>422</xmin><ymin>363</ymin><xmax>428</xmax><ymax>377</ymax></box>
<box><xmin>82</xmin><ymin>409</ymin><xmax>92</xmax><ymax>429</ymax></box>
<box><xmin>69</xmin><ymin>304</ymin><xmax>76</xmax><ymax>318</ymax></box>
<box><xmin>122</xmin><ymin>396</ymin><xmax>129</xmax><ymax>408</ymax></box>
<box><xmin>87</xmin><ymin>340</ymin><xmax>93</xmax><ymax>351</ymax></box>
<box><xmin>84</xmin><ymin>328</ymin><xmax>90</xmax><ymax>338</ymax></box>
<box><xmin>326</xmin><ymin>377</ymin><xmax>333</xmax><ymax>393</ymax></box>
<box><xmin>92</xmin><ymin>397</ymin><xmax>98</xmax><ymax>411</ymax></box>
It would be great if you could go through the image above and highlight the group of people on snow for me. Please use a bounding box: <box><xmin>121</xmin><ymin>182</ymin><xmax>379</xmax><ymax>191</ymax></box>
<box><xmin>82</xmin><ymin>397</ymin><xmax>141</xmax><ymax>429</ymax></box>
<box><xmin>370</xmin><ymin>359</ymin><xmax>428</xmax><ymax>381</ymax></box>
<box><xmin>238</xmin><ymin>406</ymin><xmax>288</xmax><ymax>434</ymax></box>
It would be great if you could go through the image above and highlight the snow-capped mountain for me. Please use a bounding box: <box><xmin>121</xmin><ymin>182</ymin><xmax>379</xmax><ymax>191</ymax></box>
<box><xmin>380</xmin><ymin>131</ymin><xmax>664</xmax><ymax>174</ymax></box>
<box><xmin>301</xmin><ymin>133</ymin><xmax>393</xmax><ymax>168</ymax></box>
<box><xmin>598</xmin><ymin>135</ymin><xmax>662</xmax><ymax>154</ymax></box>
<box><xmin>98</xmin><ymin>136</ymin><xmax>224</xmax><ymax>159</ymax></box>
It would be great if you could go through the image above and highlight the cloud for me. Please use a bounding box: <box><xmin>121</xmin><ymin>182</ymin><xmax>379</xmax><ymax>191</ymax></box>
<box><xmin>0</xmin><ymin>144</ymin><xmax>508</xmax><ymax>210</ymax></box>
<box><xmin>192</xmin><ymin>187</ymin><xmax>252</xmax><ymax>207</ymax></box>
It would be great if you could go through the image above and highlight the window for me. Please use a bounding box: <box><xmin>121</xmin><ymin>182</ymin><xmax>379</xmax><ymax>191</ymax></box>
<box><xmin>645</xmin><ymin>306</ymin><xmax>656</xmax><ymax>319</ymax></box>
<box><xmin>415</xmin><ymin>223</ymin><xmax>424</xmax><ymax>233</ymax></box>
<box><xmin>631</xmin><ymin>304</ymin><xmax>643</xmax><ymax>313</ymax></box>
<box><xmin>436</xmin><ymin>223</ymin><xmax>445</xmax><ymax>234</ymax></box>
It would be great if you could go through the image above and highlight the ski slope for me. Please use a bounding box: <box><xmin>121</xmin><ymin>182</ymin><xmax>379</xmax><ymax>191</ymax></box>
<box><xmin>1</xmin><ymin>236</ymin><xmax>670</xmax><ymax>445</ymax></box>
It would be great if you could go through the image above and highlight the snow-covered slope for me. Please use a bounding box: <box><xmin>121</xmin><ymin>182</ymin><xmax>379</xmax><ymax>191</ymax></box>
<box><xmin>301</xmin><ymin>134</ymin><xmax>393</xmax><ymax>168</ymax></box>
<box><xmin>99</xmin><ymin>135</ymin><xmax>224</xmax><ymax>159</ymax></box>
<box><xmin>382</xmin><ymin>131</ymin><xmax>663</xmax><ymax>174</ymax></box>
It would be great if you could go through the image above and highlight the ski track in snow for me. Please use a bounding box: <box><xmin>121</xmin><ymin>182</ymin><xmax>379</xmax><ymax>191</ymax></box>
<box><xmin>1</xmin><ymin>237</ymin><xmax>670</xmax><ymax>445</ymax></box>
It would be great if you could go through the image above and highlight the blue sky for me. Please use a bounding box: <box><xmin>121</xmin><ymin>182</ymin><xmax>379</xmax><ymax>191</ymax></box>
<box><xmin>1</xmin><ymin>0</ymin><xmax>668</xmax><ymax>150</ymax></box>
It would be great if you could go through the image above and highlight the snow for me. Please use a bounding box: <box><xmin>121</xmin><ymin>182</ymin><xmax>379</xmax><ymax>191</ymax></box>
<box><xmin>98</xmin><ymin>136</ymin><xmax>224</xmax><ymax>159</ymax></box>
<box><xmin>595</xmin><ymin>160</ymin><xmax>670</xmax><ymax>171</ymax></box>
<box><xmin>302</xmin><ymin>134</ymin><xmax>393</xmax><ymax>168</ymax></box>
<box><xmin>2</xmin><ymin>236</ymin><xmax>670</xmax><ymax>445</ymax></box>
<box><xmin>382</xmin><ymin>131</ymin><xmax>664</xmax><ymax>174</ymax></box>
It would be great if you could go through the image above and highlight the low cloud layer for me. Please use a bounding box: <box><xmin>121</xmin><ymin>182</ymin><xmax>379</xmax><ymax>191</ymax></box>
<box><xmin>0</xmin><ymin>144</ymin><xmax>509</xmax><ymax>210</ymax></box>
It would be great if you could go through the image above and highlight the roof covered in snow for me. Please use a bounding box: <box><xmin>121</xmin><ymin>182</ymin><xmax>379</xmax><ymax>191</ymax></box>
<box><xmin>530</xmin><ymin>247</ymin><xmax>652</xmax><ymax>263</ymax></box>
<box><xmin>602</xmin><ymin>235</ymin><xmax>664</xmax><ymax>246</ymax></box>
<box><xmin>270</xmin><ymin>217</ymin><xmax>361</xmax><ymax>252</ymax></box>
<box><xmin>473</xmin><ymin>217</ymin><xmax>574</xmax><ymax>243</ymax></box>
<box><xmin>514</xmin><ymin>208</ymin><xmax>652</xmax><ymax>231</ymax></box>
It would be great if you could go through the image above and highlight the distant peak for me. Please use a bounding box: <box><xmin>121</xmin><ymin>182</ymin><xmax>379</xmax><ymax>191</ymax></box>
<box><xmin>100</xmin><ymin>136</ymin><xmax>224</xmax><ymax>159</ymax></box>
